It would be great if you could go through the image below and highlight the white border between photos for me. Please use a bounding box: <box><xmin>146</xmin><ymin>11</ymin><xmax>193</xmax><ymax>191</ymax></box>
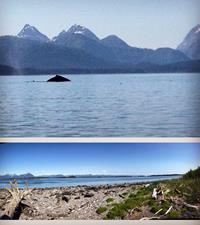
<box><xmin>0</xmin><ymin>137</ymin><xmax>200</xmax><ymax>142</ymax></box>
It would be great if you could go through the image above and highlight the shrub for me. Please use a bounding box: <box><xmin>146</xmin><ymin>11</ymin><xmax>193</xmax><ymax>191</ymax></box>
<box><xmin>183</xmin><ymin>167</ymin><xmax>200</xmax><ymax>179</ymax></box>
<box><xmin>96</xmin><ymin>207</ymin><xmax>107</xmax><ymax>214</ymax></box>
<box><xmin>106</xmin><ymin>197</ymin><xmax>114</xmax><ymax>203</ymax></box>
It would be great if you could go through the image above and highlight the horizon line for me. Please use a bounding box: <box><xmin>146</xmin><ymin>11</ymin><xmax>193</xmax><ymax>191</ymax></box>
<box><xmin>0</xmin><ymin>173</ymin><xmax>184</xmax><ymax>177</ymax></box>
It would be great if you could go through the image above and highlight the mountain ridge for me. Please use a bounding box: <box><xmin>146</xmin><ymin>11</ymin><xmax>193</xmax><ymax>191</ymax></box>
<box><xmin>177</xmin><ymin>24</ymin><xmax>200</xmax><ymax>59</ymax></box>
<box><xmin>18</xmin><ymin>24</ymin><xmax>50</xmax><ymax>42</ymax></box>
<box><xmin>0</xmin><ymin>23</ymin><xmax>198</xmax><ymax>74</ymax></box>
<box><xmin>0</xmin><ymin>173</ymin><xmax>182</xmax><ymax>180</ymax></box>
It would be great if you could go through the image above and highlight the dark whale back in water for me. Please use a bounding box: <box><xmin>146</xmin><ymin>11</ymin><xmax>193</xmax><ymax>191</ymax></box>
<box><xmin>47</xmin><ymin>75</ymin><xmax>71</xmax><ymax>82</ymax></box>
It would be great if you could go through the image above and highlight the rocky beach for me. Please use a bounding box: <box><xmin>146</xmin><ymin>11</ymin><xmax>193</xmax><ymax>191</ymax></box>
<box><xmin>0</xmin><ymin>174</ymin><xmax>200</xmax><ymax>220</ymax></box>
<box><xmin>0</xmin><ymin>183</ymin><xmax>142</xmax><ymax>220</ymax></box>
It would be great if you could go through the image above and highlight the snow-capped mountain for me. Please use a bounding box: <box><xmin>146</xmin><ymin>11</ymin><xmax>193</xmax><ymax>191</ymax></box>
<box><xmin>18</xmin><ymin>24</ymin><xmax>50</xmax><ymax>42</ymax></box>
<box><xmin>52</xmin><ymin>24</ymin><xmax>118</xmax><ymax>63</ymax></box>
<box><xmin>101</xmin><ymin>35</ymin><xmax>130</xmax><ymax>48</ymax></box>
<box><xmin>66</xmin><ymin>24</ymin><xmax>99</xmax><ymax>41</ymax></box>
<box><xmin>0</xmin><ymin>23</ymin><xmax>193</xmax><ymax>74</ymax></box>
<box><xmin>177</xmin><ymin>24</ymin><xmax>200</xmax><ymax>59</ymax></box>
<box><xmin>52</xmin><ymin>24</ymin><xmax>99</xmax><ymax>43</ymax></box>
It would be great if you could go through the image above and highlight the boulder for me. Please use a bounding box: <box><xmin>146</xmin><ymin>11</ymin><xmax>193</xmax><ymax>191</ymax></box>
<box><xmin>84</xmin><ymin>193</ymin><xmax>94</xmax><ymax>198</ymax></box>
<box><xmin>62</xmin><ymin>196</ymin><xmax>70</xmax><ymax>202</ymax></box>
<box><xmin>74</xmin><ymin>196</ymin><xmax>80</xmax><ymax>200</ymax></box>
<box><xmin>62</xmin><ymin>191</ymin><xmax>72</xmax><ymax>196</ymax></box>
<box><xmin>47</xmin><ymin>75</ymin><xmax>71</xmax><ymax>82</ymax></box>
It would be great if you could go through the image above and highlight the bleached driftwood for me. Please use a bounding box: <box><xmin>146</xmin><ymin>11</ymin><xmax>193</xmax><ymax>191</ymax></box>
<box><xmin>152</xmin><ymin>187</ymin><xmax>164</xmax><ymax>200</ymax></box>
<box><xmin>183</xmin><ymin>202</ymin><xmax>199</xmax><ymax>210</ymax></box>
<box><xmin>165</xmin><ymin>206</ymin><xmax>173</xmax><ymax>215</ymax></box>
<box><xmin>140</xmin><ymin>208</ymin><xmax>163</xmax><ymax>220</ymax></box>
<box><xmin>152</xmin><ymin>188</ymin><xmax>158</xmax><ymax>199</ymax></box>
<box><xmin>175</xmin><ymin>188</ymin><xmax>181</xmax><ymax>194</ymax></box>
<box><xmin>140</xmin><ymin>216</ymin><xmax>160</xmax><ymax>220</ymax></box>
<box><xmin>164</xmin><ymin>189</ymin><xmax>170</xmax><ymax>195</ymax></box>
<box><xmin>2</xmin><ymin>180</ymin><xmax>32</xmax><ymax>219</ymax></box>
<box><xmin>154</xmin><ymin>208</ymin><xmax>163</xmax><ymax>215</ymax></box>
<box><xmin>141</xmin><ymin>206</ymin><xmax>173</xmax><ymax>220</ymax></box>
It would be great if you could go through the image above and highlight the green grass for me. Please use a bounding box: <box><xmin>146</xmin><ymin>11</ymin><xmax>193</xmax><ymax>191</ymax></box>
<box><xmin>106</xmin><ymin>198</ymin><xmax>114</xmax><ymax>203</ymax></box>
<box><xmin>167</xmin><ymin>210</ymin><xmax>181</xmax><ymax>219</ymax></box>
<box><xmin>121</xmin><ymin>192</ymin><xmax>129</xmax><ymax>196</ymax></box>
<box><xmin>102</xmin><ymin>168</ymin><xmax>200</xmax><ymax>219</ymax></box>
<box><xmin>181</xmin><ymin>178</ymin><xmax>200</xmax><ymax>204</ymax></box>
<box><xmin>105</xmin><ymin>187</ymin><xmax>152</xmax><ymax>219</ymax></box>
<box><xmin>160</xmin><ymin>174</ymin><xmax>200</xmax><ymax>205</ymax></box>
<box><xmin>96</xmin><ymin>207</ymin><xmax>107</xmax><ymax>214</ymax></box>
<box><xmin>148</xmin><ymin>198</ymin><xmax>170</xmax><ymax>214</ymax></box>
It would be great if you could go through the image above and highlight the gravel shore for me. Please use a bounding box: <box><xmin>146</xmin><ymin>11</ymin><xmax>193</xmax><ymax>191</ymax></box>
<box><xmin>0</xmin><ymin>183</ymin><xmax>145</xmax><ymax>220</ymax></box>
<box><xmin>1</xmin><ymin>179</ymin><xmax>199</xmax><ymax>220</ymax></box>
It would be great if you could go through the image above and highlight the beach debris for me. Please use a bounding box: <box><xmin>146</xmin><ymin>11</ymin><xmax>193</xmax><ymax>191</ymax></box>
<box><xmin>74</xmin><ymin>196</ymin><xmax>80</xmax><ymax>200</ymax></box>
<box><xmin>152</xmin><ymin>187</ymin><xmax>163</xmax><ymax>199</ymax></box>
<box><xmin>164</xmin><ymin>189</ymin><xmax>171</xmax><ymax>195</ymax></box>
<box><xmin>119</xmin><ymin>194</ymin><xmax>125</xmax><ymax>199</ymax></box>
<box><xmin>47</xmin><ymin>75</ymin><xmax>71</xmax><ymax>82</ymax></box>
<box><xmin>1</xmin><ymin>180</ymin><xmax>32</xmax><ymax>220</ymax></box>
<box><xmin>152</xmin><ymin>188</ymin><xmax>158</xmax><ymax>199</ymax></box>
<box><xmin>84</xmin><ymin>193</ymin><xmax>94</xmax><ymax>198</ymax></box>
<box><xmin>62</xmin><ymin>196</ymin><xmax>70</xmax><ymax>203</ymax></box>
<box><xmin>183</xmin><ymin>192</ymin><xmax>191</xmax><ymax>197</ymax></box>
<box><xmin>183</xmin><ymin>202</ymin><xmax>199</xmax><ymax>211</ymax></box>
<box><xmin>165</xmin><ymin>206</ymin><xmax>173</xmax><ymax>215</ymax></box>
<box><xmin>140</xmin><ymin>216</ymin><xmax>160</xmax><ymax>220</ymax></box>
<box><xmin>90</xmin><ymin>187</ymin><xmax>99</xmax><ymax>192</ymax></box>
<box><xmin>154</xmin><ymin>208</ymin><xmax>163</xmax><ymax>215</ymax></box>
<box><xmin>62</xmin><ymin>191</ymin><xmax>72</xmax><ymax>196</ymax></box>
<box><xmin>142</xmin><ymin>204</ymin><xmax>173</xmax><ymax>220</ymax></box>
<box><xmin>127</xmin><ymin>207</ymin><xmax>142</xmax><ymax>218</ymax></box>
<box><xmin>175</xmin><ymin>188</ymin><xmax>181</xmax><ymax>194</ymax></box>
<box><xmin>79</xmin><ymin>189</ymin><xmax>85</xmax><ymax>194</ymax></box>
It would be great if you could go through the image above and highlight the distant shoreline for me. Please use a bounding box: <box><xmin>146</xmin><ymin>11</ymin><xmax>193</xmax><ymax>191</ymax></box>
<box><xmin>1</xmin><ymin>71</ymin><xmax>200</xmax><ymax>76</ymax></box>
<box><xmin>1</xmin><ymin>72</ymin><xmax>200</xmax><ymax>76</ymax></box>
<box><xmin>1</xmin><ymin>181</ymin><xmax>148</xmax><ymax>190</ymax></box>
<box><xmin>0</xmin><ymin>174</ymin><xmax>181</xmax><ymax>181</ymax></box>
<box><xmin>0</xmin><ymin>60</ymin><xmax>200</xmax><ymax>76</ymax></box>
<box><xmin>0</xmin><ymin>175</ymin><xmax>181</xmax><ymax>190</ymax></box>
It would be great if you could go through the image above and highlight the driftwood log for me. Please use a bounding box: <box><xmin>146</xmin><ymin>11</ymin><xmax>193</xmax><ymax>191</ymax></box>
<box><xmin>152</xmin><ymin>187</ymin><xmax>164</xmax><ymax>200</ymax></box>
<box><xmin>183</xmin><ymin>202</ymin><xmax>199</xmax><ymax>211</ymax></box>
<box><xmin>1</xmin><ymin>180</ymin><xmax>32</xmax><ymax>219</ymax></box>
<box><xmin>165</xmin><ymin>205</ymin><xmax>173</xmax><ymax>215</ymax></box>
<box><xmin>152</xmin><ymin>188</ymin><xmax>158</xmax><ymax>199</ymax></box>
<box><xmin>140</xmin><ymin>206</ymin><xmax>173</xmax><ymax>220</ymax></box>
<box><xmin>140</xmin><ymin>216</ymin><xmax>160</xmax><ymax>220</ymax></box>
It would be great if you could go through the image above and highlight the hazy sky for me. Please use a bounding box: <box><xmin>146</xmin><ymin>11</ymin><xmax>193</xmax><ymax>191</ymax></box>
<box><xmin>0</xmin><ymin>143</ymin><xmax>199</xmax><ymax>176</ymax></box>
<box><xmin>0</xmin><ymin>0</ymin><xmax>200</xmax><ymax>48</ymax></box>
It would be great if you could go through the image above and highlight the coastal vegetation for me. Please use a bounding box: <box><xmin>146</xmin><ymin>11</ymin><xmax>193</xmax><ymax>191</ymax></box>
<box><xmin>102</xmin><ymin>167</ymin><xmax>200</xmax><ymax>219</ymax></box>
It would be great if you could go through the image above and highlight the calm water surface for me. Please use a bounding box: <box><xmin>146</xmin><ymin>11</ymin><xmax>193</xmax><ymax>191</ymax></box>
<box><xmin>0</xmin><ymin>73</ymin><xmax>200</xmax><ymax>137</ymax></box>
<box><xmin>0</xmin><ymin>175</ymin><xmax>181</xmax><ymax>189</ymax></box>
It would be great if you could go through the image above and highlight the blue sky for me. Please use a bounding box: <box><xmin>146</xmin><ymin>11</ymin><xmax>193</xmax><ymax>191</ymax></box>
<box><xmin>0</xmin><ymin>143</ymin><xmax>199</xmax><ymax>176</ymax></box>
<box><xmin>0</xmin><ymin>0</ymin><xmax>199</xmax><ymax>48</ymax></box>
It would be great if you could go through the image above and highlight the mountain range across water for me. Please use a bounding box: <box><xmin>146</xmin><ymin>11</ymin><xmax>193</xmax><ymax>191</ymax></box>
<box><xmin>0</xmin><ymin>24</ymin><xmax>200</xmax><ymax>74</ymax></box>
<box><xmin>0</xmin><ymin>173</ymin><xmax>182</xmax><ymax>180</ymax></box>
